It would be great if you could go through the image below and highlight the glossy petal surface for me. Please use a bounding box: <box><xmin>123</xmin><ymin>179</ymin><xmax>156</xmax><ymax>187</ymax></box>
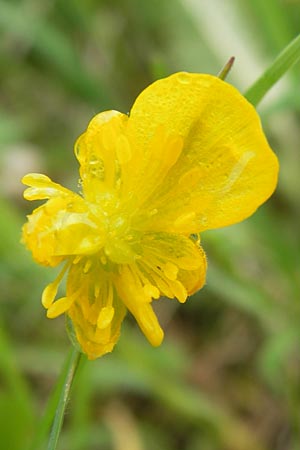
<box><xmin>127</xmin><ymin>73</ymin><xmax>279</xmax><ymax>232</ymax></box>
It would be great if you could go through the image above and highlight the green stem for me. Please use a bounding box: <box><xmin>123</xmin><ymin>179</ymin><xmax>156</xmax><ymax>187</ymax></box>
<box><xmin>245</xmin><ymin>33</ymin><xmax>300</xmax><ymax>106</ymax></box>
<box><xmin>47</xmin><ymin>348</ymin><xmax>83</xmax><ymax>450</ymax></box>
<box><xmin>218</xmin><ymin>56</ymin><xmax>235</xmax><ymax>80</ymax></box>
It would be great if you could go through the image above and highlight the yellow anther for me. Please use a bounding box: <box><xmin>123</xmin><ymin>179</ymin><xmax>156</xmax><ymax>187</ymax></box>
<box><xmin>143</xmin><ymin>283</ymin><xmax>160</xmax><ymax>299</ymax></box>
<box><xmin>83</xmin><ymin>259</ymin><xmax>92</xmax><ymax>273</ymax></box>
<box><xmin>97</xmin><ymin>306</ymin><xmax>115</xmax><ymax>329</ymax></box>
<box><xmin>163</xmin><ymin>262</ymin><xmax>179</xmax><ymax>281</ymax></box>
<box><xmin>172</xmin><ymin>280</ymin><xmax>187</xmax><ymax>303</ymax></box>
<box><xmin>41</xmin><ymin>282</ymin><xmax>58</xmax><ymax>309</ymax></box>
<box><xmin>47</xmin><ymin>296</ymin><xmax>75</xmax><ymax>318</ymax></box>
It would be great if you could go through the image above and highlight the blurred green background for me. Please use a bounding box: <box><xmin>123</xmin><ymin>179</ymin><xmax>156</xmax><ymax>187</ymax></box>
<box><xmin>1</xmin><ymin>0</ymin><xmax>300</xmax><ymax>449</ymax></box>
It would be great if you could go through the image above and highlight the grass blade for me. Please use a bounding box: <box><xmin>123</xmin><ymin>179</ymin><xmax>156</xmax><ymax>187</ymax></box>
<box><xmin>245</xmin><ymin>33</ymin><xmax>300</xmax><ymax>106</ymax></box>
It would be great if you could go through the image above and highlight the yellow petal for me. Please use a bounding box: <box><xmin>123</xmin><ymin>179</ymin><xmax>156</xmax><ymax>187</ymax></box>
<box><xmin>118</xmin><ymin>126</ymin><xmax>184</xmax><ymax>208</ymax></box>
<box><xmin>22</xmin><ymin>173</ymin><xmax>78</xmax><ymax>201</ymax></box>
<box><xmin>22</xmin><ymin>194</ymin><xmax>106</xmax><ymax>265</ymax></box>
<box><xmin>74</xmin><ymin>110</ymin><xmax>128</xmax><ymax>200</ymax></box>
<box><xmin>127</xmin><ymin>72</ymin><xmax>278</xmax><ymax>233</ymax></box>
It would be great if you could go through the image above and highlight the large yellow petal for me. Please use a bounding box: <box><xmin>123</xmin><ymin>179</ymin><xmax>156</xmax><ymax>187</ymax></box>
<box><xmin>127</xmin><ymin>72</ymin><xmax>279</xmax><ymax>233</ymax></box>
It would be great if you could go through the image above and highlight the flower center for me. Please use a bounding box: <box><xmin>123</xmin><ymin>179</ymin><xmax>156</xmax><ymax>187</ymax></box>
<box><xmin>88</xmin><ymin>191</ymin><xmax>142</xmax><ymax>265</ymax></box>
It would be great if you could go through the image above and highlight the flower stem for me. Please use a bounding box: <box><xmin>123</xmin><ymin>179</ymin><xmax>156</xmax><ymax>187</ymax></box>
<box><xmin>47</xmin><ymin>348</ymin><xmax>83</xmax><ymax>450</ymax></box>
<box><xmin>245</xmin><ymin>33</ymin><xmax>300</xmax><ymax>106</ymax></box>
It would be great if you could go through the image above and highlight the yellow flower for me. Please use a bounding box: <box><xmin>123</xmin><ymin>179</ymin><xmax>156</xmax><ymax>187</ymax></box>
<box><xmin>22</xmin><ymin>72</ymin><xmax>279</xmax><ymax>359</ymax></box>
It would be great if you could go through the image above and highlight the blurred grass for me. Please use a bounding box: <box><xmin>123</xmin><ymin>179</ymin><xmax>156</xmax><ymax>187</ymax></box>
<box><xmin>1</xmin><ymin>0</ymin><xmax>300</xmax><ymax>449</ymax></box>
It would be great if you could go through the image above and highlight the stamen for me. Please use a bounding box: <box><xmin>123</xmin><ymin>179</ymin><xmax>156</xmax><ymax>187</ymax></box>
<box><xmin>132</xmin><ymin>263</ymin><xmax>160</xmax><ymax>300</ymax></box>
<box><xmin>83</xmin><ymin>259</ymin><xmax>92</xmax><ymax>273</ymax></box>
<box><xmin>73</xmin><ymin>255</ymin><xmax>82</xmax><ymax>265</ymax></box>
<box><xmin>94</xmin><ymin>326</ymin><xmax>111</xmax><ymax>345</ymax></box>
<box><xmin>41</xmin><ymin>261</ymin><xmax>70</xmax><ymax>309</ymax></box>
<box><xmin>137</xmin><ymin>304</ymin><xmax>164</xmax><ymax>347</ymax></box>
<box><xmin>47</xmin><ymin>295</ymin><xmax>75</xmax><ymax>318</ymax></box>
<box><xmin>142</xmin><ymin>262</ymin><xmax>174</xmax><ymax>298</ymax></box>
<box><xmin>163</xmin><ymin>262</ymin><xmax>179</xmax><ymax>281</ymax></box>
<box><xmin>171</xmin><ymin>280</ymin><xmax>187</xmax><ymax>303</ymax></box>
<box><xmin>97</xmin><ymin>306</ymin><xmax>115</xmax><ymax>329</ymax></box>
<box><xmin>106</xmin><ymin>282</ymin><xmax>114</xmax><ymax>307</ymax></box>
<box><xmin>94</xmin><ymin>282</ymin><xmax>100</xmax><ymax>298</ymax></box>
<box><xmin>143</xmin><ymin>283</ymin><xmax>160</xmax><ymax>300</ymax></box>
<box><xmin>42</xmin><ymin>283</ymin><xmax>58</xmax><ymax>309</ymax></box>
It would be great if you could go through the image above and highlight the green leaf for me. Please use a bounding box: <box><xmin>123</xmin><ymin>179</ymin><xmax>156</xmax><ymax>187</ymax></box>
<box><xmin>245</xmin><ymin>33</ymin><xmax>300</xmax><ymax>106</ymax></box>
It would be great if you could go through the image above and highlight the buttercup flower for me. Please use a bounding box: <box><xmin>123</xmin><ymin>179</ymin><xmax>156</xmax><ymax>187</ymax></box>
<box><xmin>22</xmin><ymin>72</ymin><xmax>278</xmax><ymax>359</ymax></box>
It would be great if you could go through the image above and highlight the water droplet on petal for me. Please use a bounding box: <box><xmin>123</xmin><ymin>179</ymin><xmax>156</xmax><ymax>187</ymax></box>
<box><xmin>149</xmin><ymin>208</ymin><xmax>158</xmax><ymax>217</ymax></box>
<box><xmin>177</xmin><ymin>72</ymin><xmax>191</xmax><ymax>84</ymax></box>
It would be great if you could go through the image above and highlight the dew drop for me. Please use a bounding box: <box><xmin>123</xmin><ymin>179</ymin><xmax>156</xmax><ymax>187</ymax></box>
<box><xmin>177</xmin><ymin>72</ymin><xmax>191</xmax><ymax>85</ymax></box>
<box><xmin>149</xmin><ymin>208</ymin><xmax>158</xmax><ymax>217</ymax></box>
<box><xmin>200</xmin><ymin>216</ymin><xmax>208</xmax><ymax>226</ymax></box>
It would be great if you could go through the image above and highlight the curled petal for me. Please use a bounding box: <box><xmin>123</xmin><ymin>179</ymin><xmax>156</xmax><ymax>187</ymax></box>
<box><xmin>22</xmin><ymin>173</ymin><xmax>77</xmax><ymax>201</ymax></box>
<box><xmin>22</xmin><ymin>195</ymin><xmax>106</xmax><ymax>266</ymax></box>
